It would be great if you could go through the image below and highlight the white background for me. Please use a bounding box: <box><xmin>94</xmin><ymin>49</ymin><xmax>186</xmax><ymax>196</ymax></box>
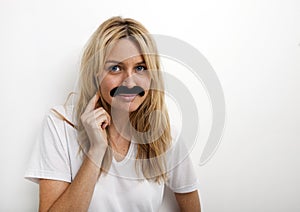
<box><xmin>0</xmin><ymin>0</ymin><xmax>299</xmax><ymax>211</ymax></box>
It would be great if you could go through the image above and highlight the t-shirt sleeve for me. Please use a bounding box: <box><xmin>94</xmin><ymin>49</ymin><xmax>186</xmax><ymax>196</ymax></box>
<box><xmin>24</xmin><ymin>108</ymin><xmax>72</xmax><ymax>183</ymax></box>
<box><xmin>165</xmin><ymin>127</ymin><xmax>199</xmax><ymax>193</ymax></box>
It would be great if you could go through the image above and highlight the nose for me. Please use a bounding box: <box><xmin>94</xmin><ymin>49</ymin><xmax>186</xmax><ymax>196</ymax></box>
<box><xmin>121</xmin><ymin>69</ymin><xmax>136</xmax><ymax>88</ymax></box>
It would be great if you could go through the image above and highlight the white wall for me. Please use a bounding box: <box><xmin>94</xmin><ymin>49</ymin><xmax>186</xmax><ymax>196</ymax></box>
<box><xmin>0</xmin><ymin>0</ymin><xmax>299</xmax><ymax>211</ymax></box>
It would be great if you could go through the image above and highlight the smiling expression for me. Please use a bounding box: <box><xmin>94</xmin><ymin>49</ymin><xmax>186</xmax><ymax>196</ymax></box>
<box><xmin>97</xmin><ymin>38</ymin><xmax>151</xmax><ymax>112</ymax></box>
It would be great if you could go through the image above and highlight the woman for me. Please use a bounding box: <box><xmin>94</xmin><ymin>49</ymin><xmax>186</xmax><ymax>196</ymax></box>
<box><xmin>25</xmin><ymin>16</ymin><xmax>201</xmax><ymax>211</ymax></box>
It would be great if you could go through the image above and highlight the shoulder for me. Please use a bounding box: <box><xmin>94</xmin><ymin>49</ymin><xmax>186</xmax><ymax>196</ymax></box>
<box><xmin>24</xmin><ymin>105</ymin><xmax>77</xmax><ymax>184</ymax></box>
<box><xmin>50</xmin><ymin>105</ymin><xmax>75</xmax><ymax>121</ymax></box>
<box><xmin>38</xmin><ymin>105</ymin><xmax>77</xmax><ymax>143</ymax></box>
<box><xmin>170</xmin><ymin>124</ymin><xmax>181</xmax><ymax>147</ymax></box>
<box><xmin>166</xmin><ymin>124</ymin><xmax>191</xmax><ymax>169</ymax></box>
<box><xmin>165</xmin><ymin>125</ymin><xmax>199</xmax><ymax>193</ymax></box>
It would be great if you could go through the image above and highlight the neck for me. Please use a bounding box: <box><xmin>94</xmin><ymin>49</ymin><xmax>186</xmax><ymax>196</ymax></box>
<box><xmin>108</xmin><ymin>109</ymin><xmax>131</xmax><ymax>143</ymax></box>
<box><xmin>108</xmin><ymin>110</ymin><xmax>132</xmax><ymax>159</ymax></box>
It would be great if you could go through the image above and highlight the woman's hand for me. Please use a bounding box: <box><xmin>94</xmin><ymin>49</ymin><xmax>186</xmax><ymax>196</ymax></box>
<box><xmin>80</xmin><ymin>92</ymin><xmax>111</xmax><ymax>164</ymax></box>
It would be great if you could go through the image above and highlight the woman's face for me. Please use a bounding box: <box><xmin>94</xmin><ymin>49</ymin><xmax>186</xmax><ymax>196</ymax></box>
<box><xmin>98</xmin><ymin>38</ymin><xmax>151</xmax><ymax>112</ymax></box>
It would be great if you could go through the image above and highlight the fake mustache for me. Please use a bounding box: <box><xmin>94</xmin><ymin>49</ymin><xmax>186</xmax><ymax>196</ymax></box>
<box><xmin>110</xmin><ymin>86</ymin><xmax>145</xmax><ymax>97</ymax></box>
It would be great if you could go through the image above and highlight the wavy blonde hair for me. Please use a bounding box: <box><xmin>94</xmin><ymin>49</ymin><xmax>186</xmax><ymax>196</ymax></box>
<box><xmin>75</xmin><ymin>16</ymin><xmax>171</xmax><ymax>182</ymax></box>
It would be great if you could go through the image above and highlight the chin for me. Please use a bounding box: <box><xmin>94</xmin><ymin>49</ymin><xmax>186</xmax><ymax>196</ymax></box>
<box><xmin>111</xmin><ymin>102</ymin><xmax>140</xmax><ymax>113</ymax></box>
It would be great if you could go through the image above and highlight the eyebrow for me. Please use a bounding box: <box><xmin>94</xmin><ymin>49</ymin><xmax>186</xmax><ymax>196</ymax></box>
<box><xmin>105</xmin><ymin>60</ymin><xmax>146</xmax><ymax>65</ymax></box>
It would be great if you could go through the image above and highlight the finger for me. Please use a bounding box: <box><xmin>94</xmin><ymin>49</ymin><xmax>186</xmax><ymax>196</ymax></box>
<box><xmin>95</xmin><ymin>114</ymin><xmax>110</xmax><ymax>129</ymax></box>
<box><xmin>84</xmin><ymin>113</ymin><xmax>108</xmax><ymax>130</ymax></box>
<box><xmin>94</xmin><ymin>115</ymin><xmax>110</xmax><ymax>129</ymax></box>
<box><xmin>102</xmin><ymin>123</ymin><xmax>108</xmax><ymax>129</ymax></box>
<box><xmin>94</xmin><ymin>107</ymin><xmax>111</xmax><ymax>124</ymax></box>
<box><xmin>94</xmin><ymin>108</ymin><xmax>111</xmax><ymax>126</ymax></box>
<box><xmin>84</xmin><ymin>108</ymin><xmax>110</xmax><ymax>128</ymax></box>
<box><xmin>85</xmin><ymin>92</ymin><xmax>100</xmax><ymax>112</ymax></box>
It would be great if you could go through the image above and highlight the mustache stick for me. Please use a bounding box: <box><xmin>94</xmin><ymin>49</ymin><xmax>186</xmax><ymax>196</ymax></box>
<box><xmin>110</xmin><ymin>86</ymin><xmax>145</xmax><ymax>97</ymax></box>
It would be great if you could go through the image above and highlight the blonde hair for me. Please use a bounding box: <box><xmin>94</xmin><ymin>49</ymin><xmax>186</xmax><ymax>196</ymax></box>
<box><xmin>75</xmin><ymin>16</ymin><xmax>171</xmax><ymax>182</ymax></box>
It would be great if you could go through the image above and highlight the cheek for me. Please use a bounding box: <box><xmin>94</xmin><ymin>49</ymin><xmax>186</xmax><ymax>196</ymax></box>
<box><xmin>129</xmin><ymin>90</ymin><xmax>150</xmax><ymax>112</ymax></box>
<box><xmin>138</xmin><ymin>75</ymin><xmax>151</xmax><ymax>90</ymax></box>
<box><xmin>140</xmin><ymin>91</ymin><xmax>150</xmax><ymax>104</ymax></box>
<box><xmin>99</xmin><ymin>77</ymin><xmax>119</xmax><ymax>103</ymax></box>
<box><xmin>99</xmin><ymin>87</ymin><xmax>111</xmax><ymax>106</ymax></box>
<box><xmin>100</xmin><ymin>83</ymin><xmax>110</xmax><ymax>97</ymax></box>
<box><xmin>100</xmin><ymin>80</ymin><xmax>112</xmax><ymax>93</ymax></box>
<box><xmin>135</xmin><ymin>76</ymin><xmax>151</xmax><ymax>102</ymax></box>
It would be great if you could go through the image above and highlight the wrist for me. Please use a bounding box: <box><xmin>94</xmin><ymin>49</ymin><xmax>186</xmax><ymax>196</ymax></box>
<box><xmin>89</xmin><ymin>141</ymin><xmax>108</xmax><ymax>154</ymax></box>
<box><xmin>87</xmin><ymin>143</ymin><xmax>108</xmax><ymax>167</ymax></box>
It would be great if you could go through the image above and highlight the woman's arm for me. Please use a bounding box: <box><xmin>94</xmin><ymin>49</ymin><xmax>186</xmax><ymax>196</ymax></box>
<box><xmin>175</xmin><ymin>190</ymin><xmax>201</xmax><ymax>212</ymax></box>
<box><xmin>39</xmin><ymin>93</ymin><xmax>110</xmax><ymax>211</ymax></box>
<box><xmin>39</xmin><ymin>153</ymin><xmax>102</xmax><ymax>212</ymax></box>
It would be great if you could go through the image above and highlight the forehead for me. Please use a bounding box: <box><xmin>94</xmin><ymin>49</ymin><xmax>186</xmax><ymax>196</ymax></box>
<box><xmin>106</xmin><ymin>38</ymin><xmax>143</xmax><ymax>62</ymax></box>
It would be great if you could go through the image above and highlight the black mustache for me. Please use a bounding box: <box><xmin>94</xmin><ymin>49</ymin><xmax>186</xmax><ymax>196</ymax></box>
<box><xmin>110</xmin><ymin>86</ymin><xmax>145</xmax><ymax>97</ymax></box>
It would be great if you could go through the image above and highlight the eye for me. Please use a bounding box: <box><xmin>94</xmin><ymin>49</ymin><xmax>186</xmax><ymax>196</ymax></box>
<box><xmin>108</xmin><ymin>65</ymin><xmax>121</xmax><ymax>72</ymax></box>
<box><xmin>135</xmin><ymin>65</ymin><xmax>146</xmax><ymax>72</ymax></box>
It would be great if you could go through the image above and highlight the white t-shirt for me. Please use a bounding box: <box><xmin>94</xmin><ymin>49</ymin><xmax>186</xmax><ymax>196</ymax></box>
<box><xmin>25</xmin><ymin>105</ymin><xmax>199</xmax><ymax>212</ymax></box>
